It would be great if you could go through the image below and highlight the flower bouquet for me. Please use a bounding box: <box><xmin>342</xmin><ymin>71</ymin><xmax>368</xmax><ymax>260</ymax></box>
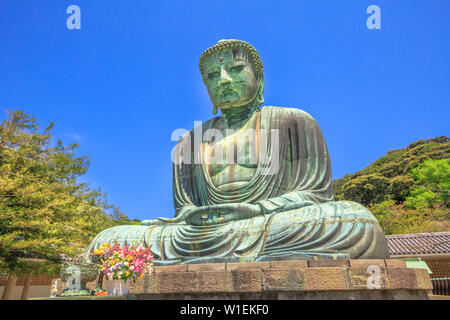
<box><xmin>93</xmin><ymin>242</ymin><xmax>153</xmax><ymax>295</ymax></box>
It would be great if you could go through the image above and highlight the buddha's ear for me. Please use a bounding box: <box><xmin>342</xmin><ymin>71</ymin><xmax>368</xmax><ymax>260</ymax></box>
<box><xmin>256</xmin><ymin>70</ymin><xmax>265</xmax><ymax>107</ymax></box>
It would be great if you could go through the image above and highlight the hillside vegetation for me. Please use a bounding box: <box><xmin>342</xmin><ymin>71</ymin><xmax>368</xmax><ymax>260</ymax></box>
<box><xmin>333</xmin><ymin>136</ymin><xmax>450</xmax><ymax>235</ymax></box>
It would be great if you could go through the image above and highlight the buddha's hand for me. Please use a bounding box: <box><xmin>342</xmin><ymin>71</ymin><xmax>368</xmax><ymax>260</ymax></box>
<box><xmin>185</xmin><ymin>203</ymin><xmax>262</xmax><ymax>226</ymax></box>
<box><xmin>279</xmin><ymin>200</ymin><xmax>315</xmax><ymax>212</ymax></box>
<box><xmin>141</xmin><ymin>214</ymin><xmax>187</xmax><ymax>226</ymax></box>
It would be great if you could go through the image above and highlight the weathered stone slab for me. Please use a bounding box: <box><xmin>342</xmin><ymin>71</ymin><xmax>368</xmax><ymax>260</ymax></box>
<box><xmin>387</xmin><ymin>268</ymin><xmax>418</xmax><ymax>289</ymax></box>
<box><xmin>270</xmin><ymin>260</ymin><xmax>308</xmax><ymax>269</ymax></box>
<box><xmin>262</xmin><ymin>269</ymin><xmax>304</xmax><ymax>291</ymax></box>
<box><xmin>230</xmin><ymin>269</ymin><xmax>262</xmax><ymax>292</ymax></box>
<box><xmin>414</xmin><ymin>268</ymin><xmax>433</xmax><ymax>290</ymax></box>
<box><xmin>346</xmin><ymin>266</ymin><xmax>388</xmax><ymax>290</ymax></box>
<box><xmin>304</xmin><ymin>267</ymin><xmax>347</xmax><ymax>291</ymax></box>
<box><xmin>157</xmin><ymin>271</ymin><xmax>198</xmax><ymax>294</ymax></box>
<box><xmin>198</xmin><ymin>271</ymin><xmax>230</xmax><ymax>293</ymax></box>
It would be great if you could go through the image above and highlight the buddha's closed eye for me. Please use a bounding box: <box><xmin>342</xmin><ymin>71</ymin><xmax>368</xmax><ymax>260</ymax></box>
<box><xmin>208</xmin><ymin>71</ymin><xmax>219</xmax><ymax>79</ymax></box>
<box><xmin>229</xmin><ymin>65</ymin><xmax>245</xmax><ymax>72</ymax></box>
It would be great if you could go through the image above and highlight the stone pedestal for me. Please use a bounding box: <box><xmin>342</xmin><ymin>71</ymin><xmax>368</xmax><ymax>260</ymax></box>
<box><xmin>128</xmin><ymin>259</ymin><xmax>433</xmax><ymax>300</ymax></box>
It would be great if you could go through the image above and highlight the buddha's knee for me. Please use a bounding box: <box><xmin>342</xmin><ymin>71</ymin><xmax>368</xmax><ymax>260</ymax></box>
<box><xmin>323</xmin><ymin>200</ymin><xmax>379</xmax><ymax>221</ymax></box>
<box><xmin>334</xmin><ymin>200</ymin><xmax>370</xmax><ymax>210</ymax></box>
<box><xmin>86</xmin><ymin>225</ymin><xmax>150</xmax><ymax>252</ymax></box>
<box><xmin>270</xmin><ymin>200</ymin><xmax>379</xmax><ymax>228</ymax></box>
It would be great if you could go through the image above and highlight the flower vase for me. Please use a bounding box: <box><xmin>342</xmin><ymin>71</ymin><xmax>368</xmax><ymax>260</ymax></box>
<box><xmin>106</xmin><ymin>279</ymin><xmax>129</xmax><ymax>295</ymax></box>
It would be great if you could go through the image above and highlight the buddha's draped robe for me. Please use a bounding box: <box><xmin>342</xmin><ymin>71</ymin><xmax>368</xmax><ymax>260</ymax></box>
<box><xmin>84</xmin><ymin>107</ymin><xmax>390</xmax><ymax>264</ymax></box>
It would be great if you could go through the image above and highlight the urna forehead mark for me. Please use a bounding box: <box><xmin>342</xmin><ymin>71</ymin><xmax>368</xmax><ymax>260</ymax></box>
<box><xmin>203</xmin><ymin>49</ymin><xmax>250</xmax><ymax>68</ymax></box>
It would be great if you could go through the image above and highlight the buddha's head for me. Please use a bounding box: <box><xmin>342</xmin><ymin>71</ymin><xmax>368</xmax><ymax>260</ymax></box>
<box><xmin>199</xmin><ymin>39</ymin><xmax>264</xmax><ymax>115</ymax></box>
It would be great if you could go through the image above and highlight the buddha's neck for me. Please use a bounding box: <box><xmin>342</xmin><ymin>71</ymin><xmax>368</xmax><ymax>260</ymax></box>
<box><xmin>220</xmin><ymin>100</ymin><xmax>260</xmax><ymax>129</ymax></box>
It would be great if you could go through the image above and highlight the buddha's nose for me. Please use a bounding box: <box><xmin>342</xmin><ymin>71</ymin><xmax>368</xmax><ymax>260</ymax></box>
<box><xmin>219</xmin><ymin>68</ymin><xmax>232</xmax><ymax>85</ymax></box>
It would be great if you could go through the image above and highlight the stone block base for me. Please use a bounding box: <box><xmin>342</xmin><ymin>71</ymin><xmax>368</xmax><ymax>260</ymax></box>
<box><xmin>128</xmin><ymin>259</ymin><xmax>432</xmax><ymax>300</ymax></box>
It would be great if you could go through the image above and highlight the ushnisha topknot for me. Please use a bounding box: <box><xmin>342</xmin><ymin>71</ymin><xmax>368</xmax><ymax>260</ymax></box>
<box><xmin>199</xmin><ymin>39</ymin><xmax>264</xmax><ymax>83</ymax></box>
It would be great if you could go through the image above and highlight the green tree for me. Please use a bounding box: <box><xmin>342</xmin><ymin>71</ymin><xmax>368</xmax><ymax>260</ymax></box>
<box><xmin>0</xmin><ymin>110</ymin><xmax>121</xmax><ymax>276</ymax></box>
<box><xmin>338</xmin><ymin>173</ymin><xmax>390</xmax><ymax>206</ymax></box>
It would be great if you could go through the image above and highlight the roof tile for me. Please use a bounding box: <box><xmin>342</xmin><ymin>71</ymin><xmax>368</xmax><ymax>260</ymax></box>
<box><xmin>386</xmin><ymin>231</ymin><xmax>450</xmax><ymax>255</ymax></box>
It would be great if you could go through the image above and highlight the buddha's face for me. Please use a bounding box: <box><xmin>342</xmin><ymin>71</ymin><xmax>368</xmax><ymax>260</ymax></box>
<box><xmin>203</xmin><ymin>48</ymin><xmax>260</xmax><ymax>110</ymax></box>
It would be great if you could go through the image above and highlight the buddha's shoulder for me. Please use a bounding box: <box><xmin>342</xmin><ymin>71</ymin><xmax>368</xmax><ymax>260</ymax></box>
<box><xmin>261</xmin><ymin>106</ymin><xmax>317</xmax><ymax>123</ymax></box>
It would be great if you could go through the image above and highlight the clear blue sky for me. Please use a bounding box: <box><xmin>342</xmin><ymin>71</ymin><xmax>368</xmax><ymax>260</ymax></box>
<box><xmin>0</xmin><ymin>1</ymin><xmax>449</xmax><ymax>221</ymax></box>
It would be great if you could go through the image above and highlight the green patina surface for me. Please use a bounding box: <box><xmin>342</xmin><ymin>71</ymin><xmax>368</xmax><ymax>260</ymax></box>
<box><xmin>84</xmin><ymin>39</ymin><xmax>390</xmax><ymax>265</ymax></box>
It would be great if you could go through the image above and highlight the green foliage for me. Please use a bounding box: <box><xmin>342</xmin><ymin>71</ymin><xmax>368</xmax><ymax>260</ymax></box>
<box><xmin>406</xmin><ymin>189</ymin><xmax>439</xmax><ymax>210</ymax></box>
<box><xmin>0</xmin><ymin>110</ymin><xmax>139</xmax><ymax>276</ymax></box>
<box><xmin>387</xmin><ymin>175</ymin><xmax>415</xmax><ymax>202</ymax></box>
<box><xmin>338</xmin><ymin>173</ymin><xmax>389</xmax><ymax>206</ymax></box>
<box><xmin>334</xmin><ymin>137</ymin><xmax>450</xmax><ymax>234</ymax></box>
<box><xmin>406</xmin><ymin>158</ymin><xmax>450</xmax><ymax>209</ymax></box>
<box><xmin>371</xmin><ymin>200</ymin><xmax>449</xmax><ymax>235</ymax></box>
<box><xmin>334</xmin><ymin>136</ymin><xmax>450</xmax><ymax>204</ymax></box>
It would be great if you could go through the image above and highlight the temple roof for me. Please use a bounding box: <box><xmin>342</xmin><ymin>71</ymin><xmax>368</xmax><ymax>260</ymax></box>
<box><xmin>386</xmin><ymin>231</ymin><xmax>450</xmax><ymax>256</ymax></box>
